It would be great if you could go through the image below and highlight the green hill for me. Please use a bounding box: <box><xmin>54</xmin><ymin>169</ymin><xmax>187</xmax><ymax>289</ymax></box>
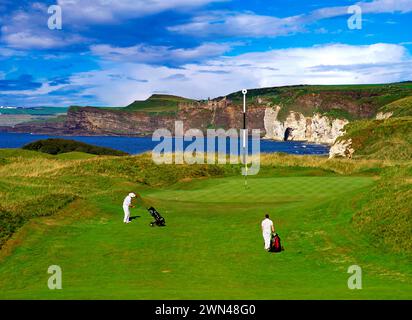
<box><xmin>22</xmin><ymin>139</ymin><xmax>128</xmax><ymax>156</ymax></box>
<box><xmin>68</xmin><ymin>94</ymin><xmax>195</xmax><ymax>115</ymax></box>
<box><xmin>123</xmin><ymin>94</ymin><xmax>194</xmax><ymax>113</ymax></box>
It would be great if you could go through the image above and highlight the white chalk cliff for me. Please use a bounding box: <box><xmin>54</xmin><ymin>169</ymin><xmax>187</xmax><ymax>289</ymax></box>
<box><xmin>263</xmin><ymin>106</ymin><xmax>349</xmax><ymax>145</ymax></box>
<box><xmin>329</xmin><ymin>139</ymin><xmax>355</xmax><ymax>159</ymax></box>
<box><xmin>376</xmin><ymin>112</ymin><xmax>393</xmax><ymax>120</ymax></box>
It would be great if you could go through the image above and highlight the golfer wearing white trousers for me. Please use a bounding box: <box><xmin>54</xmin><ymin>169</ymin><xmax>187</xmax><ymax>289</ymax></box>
<box><xmin>261</xmin><ymin>214</ymin><xmax>275</xmax><ymax>251</ymax></box>
<box><xmin>123</xmin><ymin>193</ymin><xmax>136</xmax><ymax>224</ymax></box>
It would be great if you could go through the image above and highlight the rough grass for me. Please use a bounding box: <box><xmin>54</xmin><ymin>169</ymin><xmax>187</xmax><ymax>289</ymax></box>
<box><xmin>352</xmin><ymin>165</ymin><xmax>412</xmax><ymax>253</ymax></box>
<box><xmin>0</xmin><ymin>194</ymin><xmax>76</xmax><ymax>248</ymax></box>
<box><xmin>335</xmin><ymin>96</ymin><xmax>412</xmax><ymax>160</ymax></box>
<box><xmin>56</xmin><ymin>152</ymin><xmax>98</xmax><ymax>160</ymax></box>
<box><xmin>259</xmin><ymin>153</ymin><xmax>406</xmax><ymax>175</ymax></box>
<box><xmin>337</xmin><ymin>117</ymin><xmax>412</xmax><ymax>160</ymax></box>
<box><xmin>380</xmin><ymin>96</ymin><xmax>412</xmax><ymax>117</ymax></box>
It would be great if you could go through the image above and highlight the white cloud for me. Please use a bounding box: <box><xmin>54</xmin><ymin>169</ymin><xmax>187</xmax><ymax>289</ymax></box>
<box><xmin>64</xmin><ymin>43</ymin><xmax>411</xmax><ymax>106</ymax></box>
<box><xmin>90</xmin><ymin>42</ymin><xmax>233</xmax><ymax>64</ymax></box>
<box><xmin>0</xmin><ymin>47</ymin><xmax>26</xmax><ymax>58</ymax></box>
<box><xmin>58</xmin><ymin>0</ymin><xmax>227</xmax><ymax>23</ymax></box>
<box><xmin>5</xmin><ymin>42</ymin><xmax>410</xmax><ymax>107</ymax></box>
<box><xmin>306</xmin><ymin>0</ymin><xmax>412</xmax><ymax>21</ymax></box>
<box><xmin>2</xmin><ymin>30</ymin><xmax>85</xmax><ymax>50</ymax></box>
<box><xmin>169</xmin><ymin>0</ymin><xmax>412</xmax><ymax>38</ymax></box>
<box><xmin>168</xmin><ymin>12</ymin><xmax>304</xmax><ymax>37</ymax></box>
<box><xmin>1</xmin><ymin>6</ymin><xmax>87</xmax><ymax>49</ymax></box>
<box><xmin>360</xmin><ymin>0</ymin><xmax>412</xmax><ymax>13</ymax></box>
<box><xmin>0</xmin><ymin>0</ymin><xmax>226</xmax><ymax>49</ymax></box>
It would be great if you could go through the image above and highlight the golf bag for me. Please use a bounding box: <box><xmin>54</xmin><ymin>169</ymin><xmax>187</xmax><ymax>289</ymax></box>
<box><xmin>148</xmin><ymin>206</ymin><xmax>166</xmax><ymax>227</ymax></box>
<box><xmin>269</xmin><ymin>233</ymin><xmax>282</xmax><ymax>253</ymax></box>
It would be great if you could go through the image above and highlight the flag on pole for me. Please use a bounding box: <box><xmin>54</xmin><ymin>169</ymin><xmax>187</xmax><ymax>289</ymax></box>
<box><xmin>242</xmin><ymin>89</ymin><xmax>248</xmax><ymax>187</ymax></box>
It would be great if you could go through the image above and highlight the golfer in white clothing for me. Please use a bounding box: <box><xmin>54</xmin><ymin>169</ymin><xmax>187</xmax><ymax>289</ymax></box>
<box><xmin>123</xmin><ymin>193</ymin><xmax>136</xmax><ymax>224</ymax></box>
<box><xmin>261</xmin><ymin>214</ymin><xmax>275</xmax><ymax>251</ymax></box>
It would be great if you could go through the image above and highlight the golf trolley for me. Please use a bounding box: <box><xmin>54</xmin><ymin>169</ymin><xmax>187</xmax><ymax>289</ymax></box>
<box><xmin>134</xmin><ymin>193</ymin><xmax>166</xmax><ymax>227</ymax></box>
<box><xmin>147</xmin><ymin>206</ymin><xmax>166</xmax><ymax>227</ymax></box>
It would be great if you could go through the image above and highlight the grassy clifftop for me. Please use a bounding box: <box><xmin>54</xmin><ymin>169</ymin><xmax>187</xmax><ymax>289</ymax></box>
<box><xmin>380</xmin><ymin>96</ymin><xmax>412</xmax><ymax>117</ymax></box>
<box><xmin>225</xmin><ymin>82</ymin><xmax>412</xmax><ymax>120</ymax></box>
<box><xmin>335</xmin><ymin>95</ymin><xmax>412</xmax><ymax>160</ymax></box>
<box><xmin>66</xmin><ymin>83</ymin><xmax>412</xmax><ymax>122</ymax></box>
<box><xmin>123</xmin><ymin>94</ymin><xmax>194</xmax><ymax>113</ymax></box>
<box><xmin>226</xmin><ymin>82</ymin><xmax>412</xmax><ymax>101</ymax></box>
<box><xmin>339</xmin><ymin>117</ymin><xmax>412</xmax><ymax>160</ymax></box>
<box><xmin>68</xmin><ymin>94</ymin><xmax>194</xmax><ymax>114</ymax></box>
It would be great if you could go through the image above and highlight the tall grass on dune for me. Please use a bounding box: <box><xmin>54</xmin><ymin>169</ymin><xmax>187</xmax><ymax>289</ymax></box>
<box><xmin>352</xmin><ymin>165</ymin><xmax>412</xmax><ymax>253</ymax></box>
<box><xmin>337</xmin><ymin>117</ymin><xmax>412</xmax><ymax>160</ymax></box>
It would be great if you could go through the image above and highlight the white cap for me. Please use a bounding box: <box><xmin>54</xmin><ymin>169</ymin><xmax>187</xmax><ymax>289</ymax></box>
<box><xmin>129</xmin><ymin>193</ymin><xmax>136</xmax><ymax>198</ymax></box>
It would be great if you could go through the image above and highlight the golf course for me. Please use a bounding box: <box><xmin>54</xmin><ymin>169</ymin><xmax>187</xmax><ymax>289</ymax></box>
<box><xmin>0</xmin><ymin>150</ymin><xmax>410</xmax><ymax>299</ymax></box>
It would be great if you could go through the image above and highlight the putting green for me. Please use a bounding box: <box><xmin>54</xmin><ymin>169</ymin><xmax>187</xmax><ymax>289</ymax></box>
<box><xmin>0</xmin><ymin>175</ymin><xmax>411</xmax><ymax>299</ymax></box>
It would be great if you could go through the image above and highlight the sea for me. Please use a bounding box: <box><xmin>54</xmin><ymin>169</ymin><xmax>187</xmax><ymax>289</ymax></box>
<box><xmin>0</xmin><ymin>132</ymin><xmax>330</xmax><ymax>155</ymax></box>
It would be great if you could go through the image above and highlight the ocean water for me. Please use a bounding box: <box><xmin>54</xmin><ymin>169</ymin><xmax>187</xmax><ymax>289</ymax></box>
<box><xmin>0</xmin><ymin>132</ymin><xmax>330</xmax><ymax>155</ymax></box>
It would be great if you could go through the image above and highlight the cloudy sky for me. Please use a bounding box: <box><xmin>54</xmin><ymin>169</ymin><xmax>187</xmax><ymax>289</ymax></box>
<box><xmin>0</xmin><ymin>0</ymin><xmax>412</xmax><ymax>107</ymax></box>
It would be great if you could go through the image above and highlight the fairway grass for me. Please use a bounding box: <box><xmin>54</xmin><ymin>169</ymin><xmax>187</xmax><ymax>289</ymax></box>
<box><xmin>0</xmin><ymin>173</ymin><xmax>410</xmax><ymax>299</ymax></box>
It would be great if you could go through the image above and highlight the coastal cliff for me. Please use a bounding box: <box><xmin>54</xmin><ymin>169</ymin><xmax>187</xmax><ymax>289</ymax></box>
<box><xmin>9</xmin><ymin>99</ymin><xmax>345</xmax><ymax>143</ymax></box>
<box><xmin>263</xmin><ymin>106</ymin><xmax>349</xmax><ymax>144</ymax></box>
<box><xmin>4</xmin><ymin>84</ymin><xmax>412</xmax><ymax>154</ymax></box>
<box><xmin>63</xmin><ymin>98</ymin><xmax>267</xmax><ymax>136</ymax></box>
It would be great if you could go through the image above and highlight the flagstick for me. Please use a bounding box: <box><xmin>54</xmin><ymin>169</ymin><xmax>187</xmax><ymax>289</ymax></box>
<box><xmin>242</xmin><ymin>89</ymin><xmax>248</xmax><ymax>189</ymax></box>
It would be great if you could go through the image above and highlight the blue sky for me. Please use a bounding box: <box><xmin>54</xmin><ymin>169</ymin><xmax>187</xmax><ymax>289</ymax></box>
<box><xmin>0</xmin><ymin>0</ymin><xmax>412</xmax><ymax>107</ymax></box>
